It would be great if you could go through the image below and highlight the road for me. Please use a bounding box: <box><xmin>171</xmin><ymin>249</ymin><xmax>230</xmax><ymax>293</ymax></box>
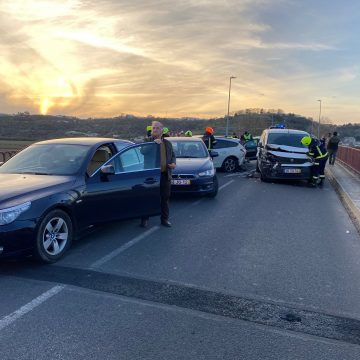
<box><xmin>1</xmin><ymin>163</ymin><xmax>360</xmax><ymax>359</ymax></box>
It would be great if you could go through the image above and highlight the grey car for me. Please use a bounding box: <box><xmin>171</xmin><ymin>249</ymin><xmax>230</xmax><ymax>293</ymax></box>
<box><xmin>257</xmin><ymin>129</ymin><xmax>313</xmax><ymax>182</ymax></box>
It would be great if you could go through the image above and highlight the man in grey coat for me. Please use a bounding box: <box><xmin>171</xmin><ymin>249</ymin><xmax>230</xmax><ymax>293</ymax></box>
<box><xmin>141</xmin><ymin>121</ymin><xmax>176</xmax><ymax>227</ymax></box>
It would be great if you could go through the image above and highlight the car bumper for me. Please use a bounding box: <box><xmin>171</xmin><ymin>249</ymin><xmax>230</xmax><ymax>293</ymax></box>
<box><xmin>171</xmin><ymin>176</ymin><xmax>217</xmax><ymax>194</ymax></box>
<box><xmin>261</xmin><ymin>163</ymin><xmax>312</xmax><ymax>180</ymax></box>
<box><xmin>0</xmin><ymin>220</ymin><xmax>37</xmax><ymax>258</ymax></box>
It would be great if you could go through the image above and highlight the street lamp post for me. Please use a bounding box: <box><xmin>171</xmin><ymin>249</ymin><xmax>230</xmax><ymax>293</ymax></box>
<box><xmin>226</xmin><ymin>76</ymin><xmax>236</xmax><ymax>137</ymax></box>
<box><xmin>317</xmin><ymin>99</ymin><xmax>322</xmax><ymax>139</ymax></box>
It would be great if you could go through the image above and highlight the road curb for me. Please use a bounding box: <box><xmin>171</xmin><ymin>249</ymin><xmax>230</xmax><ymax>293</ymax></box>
<box><xmin>326</xmin><ymin>166</ymin><xmax>360</xmax><ymax>234</ymax></box>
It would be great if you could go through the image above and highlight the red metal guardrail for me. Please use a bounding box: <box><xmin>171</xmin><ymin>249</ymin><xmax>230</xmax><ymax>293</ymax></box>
<box><xmin>337</xmin><ymin>146</ymin><xmax>360</xmax><ymax>175</ymax></box>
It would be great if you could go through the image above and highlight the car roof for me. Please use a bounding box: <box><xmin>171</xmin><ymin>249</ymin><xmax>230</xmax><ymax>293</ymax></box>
<box><xmin>215</xmin><ymin>136</ymin><xmax>240</xmax><ymax>142</ymax></box>
<box><xmin>264</xmin><ymin>129</ymin><xmax>308</xmax><ymax>135</ymax></box>
<box><xmin>167</xmin><ymin>137</ymin><xmax>204</xmax><ymax>142</ymax></box>
<box><xmin>34</xmin><ymin>137</ymin><xmax>133</xmax><ymax>146</ymax></box>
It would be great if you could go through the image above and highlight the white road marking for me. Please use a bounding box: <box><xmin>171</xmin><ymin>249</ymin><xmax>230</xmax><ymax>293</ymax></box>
<box><xmin>90</xmin><ymin>179</ymin><xmax>235</xmax><ymax>269</ymax></box>
<box><xmin>90</xmin><ymin>226</ymin><xmax>160</xmax><ymax>269</ymax></box>
<box><xmin>219</xmin><ymin>179</ymin><xmax>235</xmax><ymax>191</ymax></box>
<box><xmin>0</xmin><ymin>285</ymin><xmax>65</xmax><ymax>332</ymax></box>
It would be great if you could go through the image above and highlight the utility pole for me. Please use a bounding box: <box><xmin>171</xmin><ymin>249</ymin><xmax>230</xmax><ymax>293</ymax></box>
<box><xmin>317</xmin><ymin>99</ymin><xmax>322</xmax><ymax>139</ymax></box>
<box><xmin>226</xmin><ymin>76</ymin><xmax>236</xmax><ymax>137</ymax></box>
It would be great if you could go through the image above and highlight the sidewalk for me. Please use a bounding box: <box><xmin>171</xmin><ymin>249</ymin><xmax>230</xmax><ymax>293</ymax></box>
<box><xmin>326</xmin><ymin>162</ymin><xmax>360</xmax><ymax>233</ymax></box>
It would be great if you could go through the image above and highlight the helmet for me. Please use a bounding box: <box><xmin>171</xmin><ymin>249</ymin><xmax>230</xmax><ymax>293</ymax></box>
<box><xmin>163</xmin><ymin>127</ymin><xmax>170</xmax><ymax>135</ymax></box>
<box><xmin>146</xmin><ymin>125</ymin><xmax>152</xmax><ymax>131</ymax></box>
<box><xmin>185</xmin><ymin>130</ymin><xmax>192</xmax><ymax>137</ymax></box>
<box><xmin>205</xmin><ymin>127</ymin><xmax>214</xmax><ymax>134</ymax></box>
<box><xmin>301</xmin><ymin>135</ymin><xmax>312</xmax><ymax>146</ymax></box>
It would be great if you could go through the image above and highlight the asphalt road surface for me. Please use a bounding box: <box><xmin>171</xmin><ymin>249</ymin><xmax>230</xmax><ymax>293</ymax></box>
<box><xmin>1</xmin><ymin>163</ymin><xmax>360</xmax><ymax>359</ymax></box>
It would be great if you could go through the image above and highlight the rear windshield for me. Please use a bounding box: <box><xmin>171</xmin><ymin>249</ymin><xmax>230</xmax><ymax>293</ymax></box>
<box><xmin>267</xmin><ymin>133</ymin><xmax>307</xmax><ymax>148</ymax></box>
<box><xmin>169</xmin><ymin>140</ymin><xmax>208</xmax><ymax>158</ymax></box>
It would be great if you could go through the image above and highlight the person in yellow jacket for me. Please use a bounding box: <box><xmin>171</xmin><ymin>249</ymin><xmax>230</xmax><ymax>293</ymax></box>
<box><xmin>301</xmin><ymin>135</ymin><xmax>328</xmax><ymax>187</ymax></box>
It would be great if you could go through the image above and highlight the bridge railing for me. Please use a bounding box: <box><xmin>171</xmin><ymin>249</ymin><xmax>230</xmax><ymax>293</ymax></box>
<box><xmin>337</xmin><ymin>146</ymin><xmax>360</xmax><ymax>175</ymax></box>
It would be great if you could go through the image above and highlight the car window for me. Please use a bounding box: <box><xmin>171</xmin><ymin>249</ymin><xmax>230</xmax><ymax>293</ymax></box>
<box><xmin>245</xmin><ymin>140</ymin><xmax>257</xmax><ymax>147</ymax></box>
<box><xmin>0</xmin><ymin>144</ymin><xmax>90</xmax><ymax>176</ymax></box>
<box><xmin>114</xmin><ymin>141</ymin><xmax>133</xmax><ymax>152</ymax></box>
<box><xmin>267</xmin><ymin>133</ymin><xmax>307</xmax><ymax>148</ymax></box>
<box><xmin>87</xmin><ymin>145</ymin><xmax>113</xmax><ymax>176</ymax></box>
<box><xmin>213</xmin><ymin>139</ymin><xmax>238</xmax><ymax>149</ymax></box>
<box><xmin>111</xmin><ymin>143</ymin><xmax>160</xmax><ymax>173</ymax></box>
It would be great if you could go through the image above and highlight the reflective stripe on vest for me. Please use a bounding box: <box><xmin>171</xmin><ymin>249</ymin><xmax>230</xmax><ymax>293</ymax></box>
<box><xmin>315</xmin><ymin>146</ymin><xmax>328</xmax><ymax>159</ymax></box>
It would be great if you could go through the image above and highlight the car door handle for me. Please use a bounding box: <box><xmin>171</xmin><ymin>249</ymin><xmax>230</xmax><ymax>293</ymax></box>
<box><xmin>144</xmin><ymin>177</ymin><xmax>157</xmax><ymax>184</ymax></box>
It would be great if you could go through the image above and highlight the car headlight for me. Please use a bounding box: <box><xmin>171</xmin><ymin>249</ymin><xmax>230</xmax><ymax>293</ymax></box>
<box><xmin>0</xmin><ymin>201</ymin><xmax>31</xmax><ymax>225</ymax></box>
<box><xmin>199</xmin><ymin>169</ymin><xmax>215</xmax><ymax>177</ymax></box>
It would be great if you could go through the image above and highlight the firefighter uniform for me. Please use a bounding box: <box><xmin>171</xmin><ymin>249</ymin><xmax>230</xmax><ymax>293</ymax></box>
<box><xmin>302</xmin><ymin>136</ymin><xmax>328</xmax><ymax>186</ymax></box>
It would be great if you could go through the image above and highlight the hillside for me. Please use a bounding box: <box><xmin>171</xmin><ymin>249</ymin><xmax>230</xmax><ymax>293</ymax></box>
<box><xmin>0</xmin><ymin>112</ymin><xmax>358</xmax><ymax>142</ymax></box>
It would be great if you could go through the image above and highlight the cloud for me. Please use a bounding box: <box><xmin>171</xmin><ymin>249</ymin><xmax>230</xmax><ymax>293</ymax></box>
<box><xmin>0</xmin><ymin>0</ymin><xmax>357</xmax><ymax>123</ymax></box>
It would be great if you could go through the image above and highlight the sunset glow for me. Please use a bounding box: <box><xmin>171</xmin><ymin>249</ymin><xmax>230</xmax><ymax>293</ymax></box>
<box><xmin>1</xmin><ymin>0</ymin><xmax>360</xmax><ymax>123</ymax></box>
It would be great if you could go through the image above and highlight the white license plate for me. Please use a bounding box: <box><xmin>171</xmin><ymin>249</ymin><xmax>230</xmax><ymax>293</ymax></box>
<box><xmin>284</xmin><ymin>168</ymin><xmax>301</xmax><ymax>174</ymax></box>
<box><xmin>171</xmin><ymin>179</ymin><xmax>191</xmax><ymax>185</ymax></box>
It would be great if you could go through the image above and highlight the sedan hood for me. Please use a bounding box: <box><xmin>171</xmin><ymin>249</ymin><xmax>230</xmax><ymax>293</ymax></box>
<box><xmin>267</xmin><ymin>144</ymin><xmax>308</xmax><ymax>154</ymax></box>
<box><xmin>0</xmin><ymin>174</ymin><xmax>76</xmax><ymax>208</ymax></box>
<box><xmin>173</xmin><ymin>158</ymin><xmax>213</xmax><ymax>174</ymax></box>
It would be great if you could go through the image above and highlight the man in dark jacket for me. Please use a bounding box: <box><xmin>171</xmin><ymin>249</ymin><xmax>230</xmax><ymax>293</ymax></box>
<box><xmin>141</xmin><ymin>121</ymin><xmax>176</xmax><ymax>228</ymax></box>
<box><xmin>202</xmin><ymin>127</ymin><xmax>216</xmax><ymax>151</ymax></box>
<box><xmin>301</xmin><ymin>136</ymin><xmax>328</xmax><ymax>187</ymax></box>
<box><xmin>327</xmin><ymin>131</ymin><xmax>340</xmax><ymax>165</ymax></box>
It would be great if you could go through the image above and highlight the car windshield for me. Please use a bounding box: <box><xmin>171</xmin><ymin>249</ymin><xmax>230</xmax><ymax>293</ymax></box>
<box><xmin>267</xmin><ymin>133</ymin><xmax>307</xmax><ymax>148</ymax></box>
<box><xmin>0</xmin><ymin>144</ymin><xmax>90</xmax><ymax>175</ymax></box>
<box><xmin>169</xmin><ymin>140</ymin><xmax>208</xmax><ymax>158</ymax></box>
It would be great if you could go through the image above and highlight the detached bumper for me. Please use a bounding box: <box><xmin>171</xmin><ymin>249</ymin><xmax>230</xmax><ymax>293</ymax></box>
<box><xmin>0</xmin><ymin>220</ymin><xmax>37</xmax><ymax>258</ymax></box>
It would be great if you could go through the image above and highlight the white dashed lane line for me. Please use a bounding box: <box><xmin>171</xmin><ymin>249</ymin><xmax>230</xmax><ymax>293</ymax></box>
<box><xmin>90</xmin><ymin>226</ymin><xmax>160</xmax><ymax>269</ymax></box>
<box><xmin>0</xmin><ymin>285</ymin><xmax>65</xmax><ymax>332</ymax></box>
<box><xmin>218</xmin><ymin>179</ymin><xmax>235</xmax><ymax>191</ymax></box>
<box><xmin>89</xmin><ymin>179</ymin><xmax>236</xmax><ymax>269</ymax></box>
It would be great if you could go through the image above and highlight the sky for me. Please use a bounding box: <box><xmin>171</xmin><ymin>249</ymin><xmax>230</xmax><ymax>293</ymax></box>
<box><xmin>0</xmin><ymin>0</ymin><xmax>360</xmax><ymax>124</ymax></box>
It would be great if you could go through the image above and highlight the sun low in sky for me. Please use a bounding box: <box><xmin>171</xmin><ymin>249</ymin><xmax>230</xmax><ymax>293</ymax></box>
<box><xmin>0</xmin><ymin>0</ymin><xmax>360</xmax><ymax>124</ymax></box>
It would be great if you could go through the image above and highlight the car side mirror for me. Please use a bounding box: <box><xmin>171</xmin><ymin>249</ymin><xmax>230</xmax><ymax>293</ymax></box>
<box><xmin>100</xmin><ymin>164</ymin><xmax>115</xmax><ymax>175</ymax></box>
<box><xmin>209</xmin><ymin>150</ymin><xmax>219</xmax><ymax>157</ymax></box>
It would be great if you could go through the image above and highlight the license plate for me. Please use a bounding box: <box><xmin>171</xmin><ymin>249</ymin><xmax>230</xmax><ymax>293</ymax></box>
<box><xmin>284</xmin><ymin>168</ymin><xmax>301</xmax><ymax>174</ymax></box>
<box><xmin>171</xmin><ymin>179</ymin><xmax>191</xmax><ymax>185</ymax></box>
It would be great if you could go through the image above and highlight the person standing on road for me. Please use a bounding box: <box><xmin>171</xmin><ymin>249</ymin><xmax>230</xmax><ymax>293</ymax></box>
<box><xmin>141</xmin><ymin>121</ymin><xmax>176</xmax><ymax>228</ymax></box>
<box><xmin>146</xmin><ymin>125</ymin><xmax>152</xmax><ymax>139</ymax></box>
<box><xmin>301</xmin><ymin>136</ymin><xmax>328</xmax><ymax>187</ymax></box>
<box><xmin>327</xmin><ymin>131</ymin><xmax>340</xmax><ymax>165</ymax></box>
<box><xmin>202</xmin><ymin>127</ymin><xmax>216</xmax><ymax>151</ymax></box>
<box><xmin>162</xmin><ymin>127</ymin><xmax>170</xmax><ymax>138</ymax></box>
<box><xmin>243</xmin><ymin>131</ymin><xmax>253</xmax><ymax>141</ymax></box>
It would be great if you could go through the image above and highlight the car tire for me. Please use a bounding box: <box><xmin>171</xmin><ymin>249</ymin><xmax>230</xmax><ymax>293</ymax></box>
<box><xmin>222</xmin><ymin>157</ymin><xmax>238</xmax><ymax>173</ymax></box>
<box><xmin>207</xmin><ymin>176</ymin><xmax>219</xmax><ymax>198</ymax></box>
<box><xmin>34</xmin><ymin>209</ymin><xmax>73</xmax><ymax>263</ymax></box>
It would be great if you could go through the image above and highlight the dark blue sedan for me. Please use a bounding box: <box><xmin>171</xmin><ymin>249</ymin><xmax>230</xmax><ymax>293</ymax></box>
<box><xmin>167</xmin><ymin>137</ymin><xmax>218</xmax><ymax>197</ymax></box>
<box><xmin>0</xmin><ymin>138</ymin><xmax>161</xmax><ymax>262</ymax></box>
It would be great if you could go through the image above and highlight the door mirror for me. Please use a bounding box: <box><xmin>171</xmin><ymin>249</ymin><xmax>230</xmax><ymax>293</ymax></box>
<box><xmin>209</xmin><ymin>150</ymin><xmax>219</xmax><ymax>157</ymax></box>
<box><xmin>100</xmin><ymin>164</ymin><xmax>115</xmax><ymax>175</ymax></box>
